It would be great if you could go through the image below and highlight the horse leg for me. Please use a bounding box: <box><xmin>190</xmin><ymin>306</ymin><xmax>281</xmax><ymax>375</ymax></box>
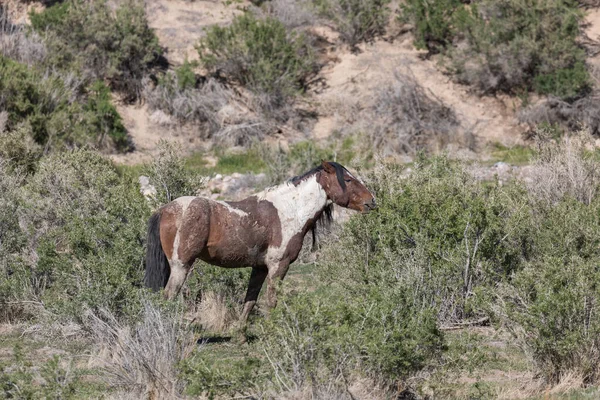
<box><xmin>164</xmin><ymin>259</ymin><xmax>192</xmax><ymax>300</ymax></box>
<box><xmin>266</xmin><ymin>261</ymin><xmax>291</xmax><ymax>309</ymax></box>
<box><xmin>239</xmin><ymin>267</ymin><xmax>268</xmax><ymax>326</ymax></box>
<box><xmin>236</xmin><ymin>267</ymin><xmax>268</xmax><ymax>342</ymax></box>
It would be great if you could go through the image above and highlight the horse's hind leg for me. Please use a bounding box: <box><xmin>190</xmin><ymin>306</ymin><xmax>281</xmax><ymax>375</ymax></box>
<box><xmin>161</xmin><ymin>196</ymin><xmax>209</xmax><ymax>300</ymax></box>
<box><xmin>164</xmin><ymin>259</ymin><xmax>192</xmax><ymax>300</ymax></box>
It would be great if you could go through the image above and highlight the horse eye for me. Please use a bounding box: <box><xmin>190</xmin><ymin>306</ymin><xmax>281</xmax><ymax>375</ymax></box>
<box><xmin>344</xmin><ymin>178</ymin><xmax>352</xmax><ymax>182</ymax></box>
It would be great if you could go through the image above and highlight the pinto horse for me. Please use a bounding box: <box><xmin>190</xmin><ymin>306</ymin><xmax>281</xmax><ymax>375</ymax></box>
<box><xmin>144</xmin><ymin>161</ymin><xmax>376</xmax><ymax>329</ymax></box>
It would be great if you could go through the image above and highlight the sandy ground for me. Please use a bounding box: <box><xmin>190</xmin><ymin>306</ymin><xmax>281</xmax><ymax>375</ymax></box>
<box><xmin>109</xmin><ymin>102</ymin><xmax>209</xmax><ymax>165</ymax></box>
<box><xmin>146</xmin><ymin>0</ymin><xmax>248</xmax><ymax>66</ymax></box>
<box><xmin>312</xmin><ymin>34</ymin><xmax>523</xmax><ymax>147</ymax></box>
<box><xmin>120</xmin><ymin>0</ymin><xmax>600</xmax><ymax>163</ymax></box>
<box><xmin>123</xmin><ymin>0</ymin><xmax>526</xmax><ymax>163</ymax></box>
<box><xmin>111</xmin><ymin>0</ymin><xmax>250</xmax><ymax>164</ymax></box>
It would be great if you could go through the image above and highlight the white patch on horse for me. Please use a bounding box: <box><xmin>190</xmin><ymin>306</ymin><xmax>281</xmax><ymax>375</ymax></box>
<box><xmin>262</xmin><ymin>174</ymin><xmax>327</xmax><ymax>266</ymax></box>
<box><xmin>216</xmin><ymin>200</ymin><xmax>248</xmax><ymax>217</ymax></box>
<box><xmin>172</xmin><ymin>196</ymin><xmax>196</xmax><ymax>261</ymax></box>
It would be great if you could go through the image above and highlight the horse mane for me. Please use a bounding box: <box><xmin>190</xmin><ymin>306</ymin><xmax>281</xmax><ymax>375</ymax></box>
<box><xmin>310</xmin><ymin>202</ymin><xmax>333</xmax><ymax>251</ymax></box>
<box><xmin>290</xmin><ymin>161</ymin><xmax>348</xmax><ymax>190</ymax></box>
<box><xmin>291</xmin><ymin>162</ymin><xmax>347</xmax><ymax>250</ymax></box>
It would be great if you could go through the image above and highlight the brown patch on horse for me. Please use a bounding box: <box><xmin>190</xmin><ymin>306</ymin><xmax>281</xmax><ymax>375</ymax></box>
<box><xmin>226</xmin><ymin>196</ymin><xmax>283</xmax><ymax>247</ymax></box>
<box><xmin>203</xmin><ymin>201</ymin><xmax>268</xmax><ymax>267</ymax></box>
<box><xmin>176</xmin><ymin>197</ymin><xmax>211</xmax><ymax>264</ymax></box>
<box><xmin>167</xmin><ymin>196</ymin><xmax>282</xmax><ymax>269</ymax></box>
<box><xmin>158</xmin><ymin>202</ymin><xmax>181</xmax><ymax>260</ymax></box>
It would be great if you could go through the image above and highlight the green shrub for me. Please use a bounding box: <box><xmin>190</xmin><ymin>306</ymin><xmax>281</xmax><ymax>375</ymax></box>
<box><xmin>144</xmin><ymin>140</ymin><xmax>205</xmax><ymax>207</ymax></box>
<box><xmin>533</xmin><ymin>61</ymin><xmax>589</xmax><ymax>100</ymax></box>
<box><xmin>0</xmin><ymin>159</ymin><xmax>28</xmax><ymax>321</ymax></box>
<box><xmin>499</xmin><ymin>203</ymin><xmax>600</xmax><ymax>384</ymax></box>
<box><xmin>0</xmin><ymin>124</ymin><xmax>42</xmax><ymax>173</ymax></box>
<box><xmin>252</xmin><ymin>158</ymin><xmax>532</xmax><ymax>390</ymax></box>
<box><xmin>84</xmin><ymin>81</ymin><xmax>129</xmax><ymax>150</ymax></box>
<box><xmin>493</xmin><ymin>136</ymin><xmax>600</xmax><ymax>384</ymax></box>
<box><xmin>189</xmin><ymin>263</ymin><xmax>250</xmax><ymax>304</ymax></box>
<box><xmin>452</xmin><ymin>0</ymin><xmax>588</xmax><ymax>100</ymax></box>
<box><xmin>181</xmin><ymin>347</ymin><xmax>264</xmax><ymax>398</ymax></box>
<box><xmin>30</xmin><ymin>0</ymin><xmax>162</xmax><ymax>98</ymax></box>
<box><xmin>198</xmin><ymin>13</ymin><xmax>318</xmax><ymax>109</ymax></box>
<box><xmin>259</xmin><ymin>289</ymin><xmax>443</xmax><ymax>389</ymax></box>
<box><xmin>28</xmin><ymin>2</ymin><xmax>70</xmax><ymax>30</ymax></box>
<box><xmin>325</xmin><ymin>158</ymin><xmax>531</xmax><ymax>323</ymax></box>
<box><xmin>0</xmin><ymin>346</ymin><xmax>81</xmax><ymax>399</ymax></box>
<box><xmin>0</xmin><ymin>56</ymin><xmax>130</xmax><ymax>152</ymax></box>
<box><xmin>399</xmin><ymin>0</ymin><xmax>469</xmax><ymax>52</ymax></box>
<box><xmin>402</xmin><ymin>0</ymin><xmax>590</xmax><ymax>100</ymax></box>
<box><xmin>175</xmin><ymin>59</ymin><xmax>198</xmax><ymax>91</ymax></box>
<box><xmin>314</xmin><ymin>0</ymin><xmax>390</xmax><ymax>49</ymax></box>
<box><xmin>3</xmin><ymin>150</ymin><xmax>151</xmax><ymax>322</ymax></box>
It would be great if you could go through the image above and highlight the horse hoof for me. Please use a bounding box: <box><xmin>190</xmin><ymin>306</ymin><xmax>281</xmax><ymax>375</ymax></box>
<box><xmin>236</xmin><ymin>332</ymin><xmax>248</xmax><ymax>345</ymax></box>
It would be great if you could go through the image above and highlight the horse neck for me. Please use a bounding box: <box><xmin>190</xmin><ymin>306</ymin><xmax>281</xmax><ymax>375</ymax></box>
<box><xmin>260</xmin><ymin>174</ymin><xmax>328</xmax><ymax>231</ymax></box>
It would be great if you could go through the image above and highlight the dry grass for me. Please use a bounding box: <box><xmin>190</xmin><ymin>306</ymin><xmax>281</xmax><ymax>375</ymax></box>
<box><xmin>143</xmin><ymin>76</ymin><xmax>229</xmax><ymax>131</ymax></box>
<box><xmin>496</xmin><ymin>372</ymin><xmax>587</xmax><ymax>399</ymax></box>
<box><xmin>84</xmin><ymin>299</ymin><xmax>197</xmax><ymax>399</ymax></box>
<box><xmin>578</xmin><ymin>0</ymin><xmax>600</xmax><ymax>7</ymax></box>
<box><xmin>193</xmin><ymin>291</ymin><xmax>240</xmax><ymax>333</ymax></box>
<box><xmin>269</xmin><ymin>376</ymin><xmax>391</xmax><ymax>400</ymax></box>
<box><xmin>338</xmin><ymin>70</ymin><xmax>463</xmax><ymax>155</ymax></box>
<box><xmin>371</xmin><ymin>70</ymin><xmax>460</xmax><ymax>153</ymax></box>
<box><xmin>519</xmin><ymin>95</ymin><xmax>600</xmax><ymax>137</ymax></box>
<box><xmin>143</xmin><ymin>76</ymin><xmax>272</xmax><ymax>146</ymax></box>
<box><xmin>255</xmin><ymin>0</ymin><xmax>318</xmax><ymax>30</ymax></box>
<box><xmin>0</xmin><ymin>6</ymin><xmax>46</xmax><ymax>66</ymax></box>
<box><xmin>526</xmin><ymin>130</ymin><xmax>600</xmax><ymax>205</ymax></box>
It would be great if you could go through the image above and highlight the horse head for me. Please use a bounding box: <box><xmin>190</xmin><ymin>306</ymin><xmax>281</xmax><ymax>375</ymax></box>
<box><xmin>318</xmin><ymin>161</ymin><xmax>376</xmax><ymax>213</ymax></box>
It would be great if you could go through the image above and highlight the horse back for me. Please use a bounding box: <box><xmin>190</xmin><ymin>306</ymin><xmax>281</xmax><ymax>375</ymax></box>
<box><xmin>202</xmin><ymin>196</ymin><xmax>283</xmax><ymax>267</ymax></box>
<box><xmin>162</xmin><ymin>196</ymin><xmax>282</xmax><ymax>268</ymax></box>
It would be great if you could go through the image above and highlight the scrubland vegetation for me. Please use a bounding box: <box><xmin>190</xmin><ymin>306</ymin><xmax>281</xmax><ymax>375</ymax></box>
<box><xmin>6</xmin><ymin>133</ymin><xmax>600</xmax><ymax>398</ymax></box>
<box><xmin>3</xmin><ymin>0</ymin><xmax>600</xmax><ymax>398</ymax></box>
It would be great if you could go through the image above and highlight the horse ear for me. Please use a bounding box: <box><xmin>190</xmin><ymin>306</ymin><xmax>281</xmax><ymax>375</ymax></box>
<box><xmin>321</xmin><ymin>160</ymin><xmax>336</xmax><ymax>173</ymax></box>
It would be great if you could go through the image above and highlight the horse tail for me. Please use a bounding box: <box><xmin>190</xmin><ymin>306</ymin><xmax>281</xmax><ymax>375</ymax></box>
<box><xmin>144</xmin><ymin>212</ymin><xmax>170</xmax><ymax>291</ymax></box>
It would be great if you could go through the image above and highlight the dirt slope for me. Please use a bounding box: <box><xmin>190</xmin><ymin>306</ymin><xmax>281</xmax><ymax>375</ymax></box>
<box><xmin>146</xmin><ymin>0</ymin><xmax>247</xmax><ymax>66</ymax></box>
<box><xmin>109</xmin><ymin>103</ymin><xmax>201</xmax><ymax>165</ymax></box>
<box><xmin>110</xmin><ymin>0</ymin><xmax>252</xmax><ymax>164</ymax></box>
<box><xmin>117</xmin><ymin>3</ymin><xmax>600</xmax><ymax>163</ymax></box>
<box><xmin>313</xmin><ymin>34</ymin><xmax>523</xmax><ymax>148</ymax></box>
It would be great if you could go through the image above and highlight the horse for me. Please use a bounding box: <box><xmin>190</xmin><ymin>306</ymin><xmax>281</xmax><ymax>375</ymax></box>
<box><xmin>144</xmin><ymin>160</ymin><xmax>376</xmax><ymax>331</ymax></box>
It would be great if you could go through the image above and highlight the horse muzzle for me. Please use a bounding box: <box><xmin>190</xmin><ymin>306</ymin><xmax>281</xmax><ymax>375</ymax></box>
<box><xmin>362</xmin><ymin>199</ymin><xmax>377</xmax><ymax>213</ymax></box>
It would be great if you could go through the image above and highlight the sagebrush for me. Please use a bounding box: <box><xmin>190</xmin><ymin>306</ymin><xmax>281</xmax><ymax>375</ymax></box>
<box><xmin>30</xmin><ymin>0</ymin><xmax>162</xmax><ymax>99</ymax></box>
<box><xmin>198</xmin><ymin>13</ymin><xmax>318</xmax><ymax>113</ymax></box>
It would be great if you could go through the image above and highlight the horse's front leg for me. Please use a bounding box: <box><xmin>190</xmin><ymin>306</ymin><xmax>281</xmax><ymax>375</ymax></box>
<box><xmin>239</xmin><ymin>266</ymin><xmax>268</xmax><ymax>328</ymax></box>
<box><xmin>266</xmin><ymin>260</ymin><xmax>291</xmax><ymax>309</ymax></box>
